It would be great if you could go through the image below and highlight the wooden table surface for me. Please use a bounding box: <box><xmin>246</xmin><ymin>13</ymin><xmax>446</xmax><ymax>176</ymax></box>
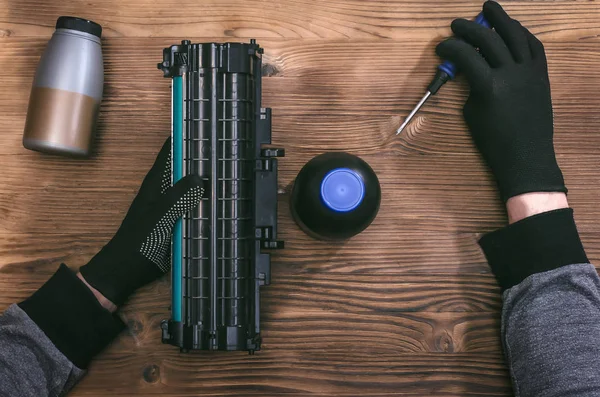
<box><xmin>1</xmin><ymin>0</ymin><xmax>600</xmax><ymax>395</ymax></box>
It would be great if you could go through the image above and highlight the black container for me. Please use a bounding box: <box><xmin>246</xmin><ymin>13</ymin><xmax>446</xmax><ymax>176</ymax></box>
<box><xmin>291</xmin><ymin>152</ymin><xmax>381</xmax><ymax>240</ymax></box>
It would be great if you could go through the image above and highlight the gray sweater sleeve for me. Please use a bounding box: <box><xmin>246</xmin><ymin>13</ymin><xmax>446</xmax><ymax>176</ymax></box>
<box><xmin>0</xmin><ymin>305</ymin><xmax>85</xmax><ymax>397</ymax></box>
<box><xmin>0</xmin><ymin>264</ymin><xmax>125</xmax><ymax>397</ymax></box>
<box><xmin>502</xmin><ymin>264</ymin><xmax>600</xmax><ymax>397</ymax></box>
<box><xmin>480</xmin><ymin>208</ymin><xmax>599</xmax><ymax>397</ymax></box>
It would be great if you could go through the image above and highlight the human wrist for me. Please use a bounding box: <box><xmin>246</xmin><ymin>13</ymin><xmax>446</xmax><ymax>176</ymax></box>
<box><xmin>19</xmin><ymin>265</ymin><xmax>126</xmax><ymax>368</ymax></box>
<box><xmin>506</xmin><ymin>192</ymin><xmax>569</xmax><ymax>224</ymax></box>
<box><xmin>77</xmin><ymin>272</ymin><xmax>117</xmax><ymax>313</ymax></box>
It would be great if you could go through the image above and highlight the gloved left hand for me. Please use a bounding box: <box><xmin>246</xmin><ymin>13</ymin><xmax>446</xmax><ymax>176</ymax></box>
<box><xmin>80</xmin><ymin>138</ymin><xmax>204</xmax><ymax>305</ymax></box>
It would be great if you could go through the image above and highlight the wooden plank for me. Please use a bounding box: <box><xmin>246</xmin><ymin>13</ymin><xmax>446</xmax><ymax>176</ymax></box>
<box><xmin>115</xmin><ymin>307</ymin><xmax>502</xmax><ymax>355</ymax></box>
<box><xmin>0</xmin><ymin>39</ymin><xmax>598</xmax><ymax>156</ymax></box>
<box><xmin>0</xmin><ymin>225</ymin><xmax>494</xmax><ymax>274</ymax></box>
<box><xmin>70</xmin><ymin>351</ymin><xmax>510</xmax><ymax>396</ymax></box>
<box><xmin>0</xmin><ymin>234</ymin><xmax>491</xmax><ymax>276</ymax></box>
<box><xmin>2</xmin><ymin>148</ymin><xmax>600</xmax><ymax>233</ymax></box>
<box><xmin>0</xmin><ymin>0</ymin><xmax>598</xmax><ymax>41</ymax></box>
<box><xmin>0</xmin><ymin>270</ymin><xmax>502</xmax><ymax>313</ymax></box>
<box><xmin>0</xmin><ymin>270</ymin><xmax>502</xmax><ymax>354</ymax></box>
<box><xmin>2</xmin><ymin>226</ymin><xmax>599</xmax><ymax>279</ymax></box>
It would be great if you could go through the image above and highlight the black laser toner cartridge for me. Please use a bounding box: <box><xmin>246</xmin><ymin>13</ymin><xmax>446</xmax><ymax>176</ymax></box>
<box><xmin>158</xmin><ymin>40</ymin><xmax>284</xmax><ymax>352</ymax></box>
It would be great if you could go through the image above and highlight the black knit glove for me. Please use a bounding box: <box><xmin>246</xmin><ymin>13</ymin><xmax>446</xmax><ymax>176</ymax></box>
<box><xmin>80</xmin><ymin>138</ymin><xmax>204</xmax><ymax>305</ymax></box>
<box><xmin>436</xmin><ymin>1</ymin><xmax>566</xmax><ymax>202</ymax></box>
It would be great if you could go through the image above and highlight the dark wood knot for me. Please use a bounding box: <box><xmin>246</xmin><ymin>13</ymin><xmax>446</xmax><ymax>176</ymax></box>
<box><xmin>127</xmin><ymin>319</ymin><xmax>144</xmax><ymax>335</ymax></box>
<box><xmin>262</xmin><ymin>63</ymin><xmax>280</xmax><ymax>77</ymax></box>
<box><xmin>143</xmin><ymin>364</ymin><xmax>160</xmax><ymax>383</ymax></box>
<box><xmin>435</xmin><ymin>332</ymin><xmax>455</xmax><ymax>353</ymax></box>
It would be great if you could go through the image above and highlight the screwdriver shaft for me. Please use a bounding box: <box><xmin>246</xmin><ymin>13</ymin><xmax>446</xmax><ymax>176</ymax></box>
<box><xmin>396</xmin><ymin>91</ymin><xmax>431</xmax><ymax>135</ymax></box>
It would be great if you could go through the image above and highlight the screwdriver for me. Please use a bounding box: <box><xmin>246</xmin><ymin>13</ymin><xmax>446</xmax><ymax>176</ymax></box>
<box><xmin>396</xmin><ymin>13</ymin><xmax>491</xmax><ymax>135</ymax></box>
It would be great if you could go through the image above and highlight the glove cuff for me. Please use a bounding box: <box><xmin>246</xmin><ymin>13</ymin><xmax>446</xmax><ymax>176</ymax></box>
<box><xmin>497</xmin><ymin>155</ymin><xmax>566</xmax><ymax>202</ymax></box>
<box><xmin>18</xmin><ymin>264</ymin><xmax>125</xmax><ymax>368</ymax></box>
<box><xmin>501</xmin><ymin>183</ymin><xmax>568</xmax><ymax>203</ymax></box>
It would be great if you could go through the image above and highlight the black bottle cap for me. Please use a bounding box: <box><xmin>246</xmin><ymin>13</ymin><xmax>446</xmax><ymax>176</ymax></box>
<box><xmin>56</xmin><ymin>16</ymin><xmax>102</xmax><ymax>38</ymax></box>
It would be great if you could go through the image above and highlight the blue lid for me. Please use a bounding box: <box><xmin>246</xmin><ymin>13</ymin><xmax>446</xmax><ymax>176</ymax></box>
<box><xmin>320</xmin><ymin>168</ymin><xmax>365</xmax><ymax>212</ymax></box>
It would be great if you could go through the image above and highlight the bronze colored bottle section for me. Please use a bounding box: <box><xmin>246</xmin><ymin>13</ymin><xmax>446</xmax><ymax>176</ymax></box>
<box><xmin>23</xmin><ymin>86</ymin><xmax>100</xmax><ymax>157</ymax></box>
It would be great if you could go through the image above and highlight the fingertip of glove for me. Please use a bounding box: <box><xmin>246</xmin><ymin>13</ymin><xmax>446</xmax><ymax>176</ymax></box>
<box><xmin>180</xmin><ymin>185</ymin><xmax>204</xmax><ymax>211</ymax></box>
<box><xmin>450</xmin><ymin>18</ymin><xmax>469</xmax><ymax>34</ymax></box>
<box><xmin>188</xmin><ymin>183</ymin><xmax>205</xmax><ymax>202</ymax></box>
<box><xmin>184</xmin><ymin>174</ymin><xmax>204</xmax><ymax>188</ymax></box>
<box><xmin>435</xmin><ymin>37</ymin><xmax>459</xmax><ymax>57</ymax></box>
<box><xmin>483</xmin><ymin>1</ymin><xmax>510</xmax><ymax>25</ymax></box>
<box><xmin>170</xmin><ymin>175</ymin><xmax>205</xmax><ymax>202</ymax></box>
<box><xmin>483</xmin><ymin>0</ymin><xmax>502</xmax><ymax>14</ymax></box>
<box><xmin>176</xmin><ymin>174</ymin><xmax>203</xmax><ymax>188</ymax></box>
<box><xmin>183</xmin><ymin>175</ymin><xmax>206</xmax><ymax>201</ymax></box>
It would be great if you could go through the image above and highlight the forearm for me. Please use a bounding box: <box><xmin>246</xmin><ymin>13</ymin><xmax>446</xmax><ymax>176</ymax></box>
<box><xmin>0</xmin><ymin>304</ymin><xmax>85</xmax><ymax>397</ymax></box>
<box><xmin>0</xmin><ymin>264</ymin><xmax>125</xmax><ymax>397</ymax></box>
<box><xmin>481</xmin><ymin>194</ymin><xmax>600</xmax><ymax>396</ymax></box>
<box><xmin>77</xmin><ymin>272</ymin><xmax>117</xmax><ymax>313</ymax></box>
<box><xmin>503</xmin><ymin>263</ymin><xmax>600</xmax><ymax>397</ymax></box>
<box><xmin>436</xmin><ymin>2</ymin><xmax>599</xmax><ymax>394</ymax></box>
<box><xmin>506</xmin><ymin>192</ymin><xmax>569</xmax><ymax>224</ymax></box>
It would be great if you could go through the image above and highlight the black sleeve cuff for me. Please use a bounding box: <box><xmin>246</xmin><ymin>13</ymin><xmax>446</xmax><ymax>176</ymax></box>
<box><xmin>18</xmin><ymin>264</ymin><xmax>125</xmax><ymax>369</ymax></box>
<box><xmin>479</xmin><ymin>208</ymin><xmax>588</xmax><ymax>291</ymax></box>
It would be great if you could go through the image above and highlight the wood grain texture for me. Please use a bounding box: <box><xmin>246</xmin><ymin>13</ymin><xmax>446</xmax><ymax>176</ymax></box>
<box><xmin>0</xmin><ymin>0</ymin><xmax>599</xmax><ymax>40</ymax></box>
<box><xmin>0</xmin><ymin>0</ymin><xmax>599</xmax><ymax>395</ymax></box>
<box><xmin>0</xmin><ymin>270</ymin><xmax>503</xmax><ymax>354</ymax></box>
<box><xmin>75</xmin><ymin>351</ymin><xmax>510</xmax><ymax>396</ymax></box>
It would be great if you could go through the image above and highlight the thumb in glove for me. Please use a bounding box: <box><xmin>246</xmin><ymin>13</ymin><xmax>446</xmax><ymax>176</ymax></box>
<box><xmin>80</xmin><ymin>138</ymin><xmax>205</xmax><ymax>305</ymax></box>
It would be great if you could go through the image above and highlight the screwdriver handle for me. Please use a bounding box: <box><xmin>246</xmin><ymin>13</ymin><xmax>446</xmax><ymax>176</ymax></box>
<box><xmin>438</xmin><ymin>12</ymin><xmax>491</xmax><ymax>80</ymax></box>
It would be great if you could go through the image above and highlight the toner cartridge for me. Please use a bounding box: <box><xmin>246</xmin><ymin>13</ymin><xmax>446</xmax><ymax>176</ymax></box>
<box><xmin>158</xmin><ymin>40</ymin><xmax>284</xmax><ymax>352</ymax></box>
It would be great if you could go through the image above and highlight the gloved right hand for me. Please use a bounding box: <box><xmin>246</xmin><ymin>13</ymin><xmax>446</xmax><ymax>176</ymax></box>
<box><xmin>436</xmin><ymin>1</ymin><xmax>566</xmax><ymax>202</ymax></box>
